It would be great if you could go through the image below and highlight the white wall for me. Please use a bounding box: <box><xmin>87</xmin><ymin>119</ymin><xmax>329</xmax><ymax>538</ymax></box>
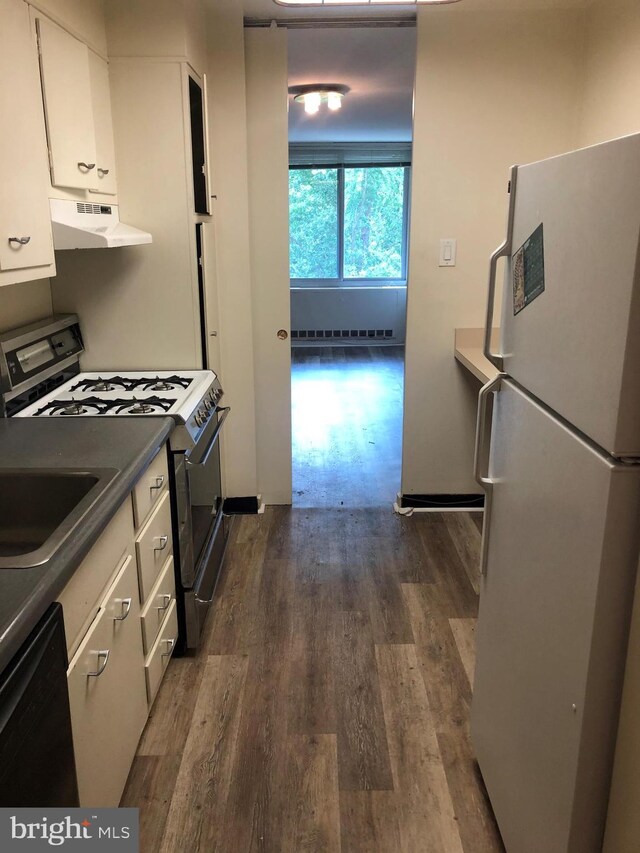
<box><xmin>245</xmin><ymin>27</ymin><xmax>292</xmax><ymax>505</ymax></box>
<box><xmin>579</xmin><ymin>0</ymin><xmax>640</xmax><ymax>148</ymax></box>
<box><xmin>291</xmin><ymin>287</ymin><xmax>407</xmax><ymax>344</ymax></box>
<box><xmin>28</xmin><ymin>0</ymin><xmax>107</xmax><ymax>56</ymax></box>
<box><xmin>206</xmin><ymin>0</ymin><xmax>259</xmax><ymax>499</ymax></box>
<box><xmin>401</xmin><ymin>7</ymin><xmax>584</xmax><ymax>497</ymax></box>
<box><xmin>0</xmin><ymin>279</ymin><xmax>52</xmax><ymax>334</ymax></box>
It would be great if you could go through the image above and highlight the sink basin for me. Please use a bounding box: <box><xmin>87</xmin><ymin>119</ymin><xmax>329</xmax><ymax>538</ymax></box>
<box><xmin>0</xmin><ymin>468</ymin><xmax>118</xmax><ymax>569</ymax></box>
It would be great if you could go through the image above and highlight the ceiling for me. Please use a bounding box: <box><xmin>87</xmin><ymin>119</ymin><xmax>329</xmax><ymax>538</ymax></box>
<box><xmin>287</xmin><ymin>27</ymin><xmax>416</xmax><ymax>143</ymax></box>
<box><xmin>243</xmin><ymin>0</ymin><xmax>591</xmax><ymax>21</ymax></box>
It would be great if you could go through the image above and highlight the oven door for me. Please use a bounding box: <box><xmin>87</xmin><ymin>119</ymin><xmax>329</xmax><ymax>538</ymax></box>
<box><xmin>175</xmin><ymin>408</ymin><xmax>230</xmax><ymax>648</ymax></box>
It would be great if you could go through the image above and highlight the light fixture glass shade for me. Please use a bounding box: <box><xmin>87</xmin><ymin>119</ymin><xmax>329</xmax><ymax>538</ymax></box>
<box><xmin>327</xmin><ymin>91</ymin><xmax>343</xmax><ymax>111</ymax></box>
<box><xmin>304</xmin><ymin>92</ymin><xmax>322</xmax><ymax>114</ymax></box>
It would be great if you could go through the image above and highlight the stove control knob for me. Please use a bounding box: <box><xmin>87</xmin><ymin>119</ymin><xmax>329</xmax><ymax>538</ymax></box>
<box><xmin>195</xmin><ymin>412</ymin><xmax>202</xmax><ymax>427</ymax></box>
<box><xmin>204</xmin><ymin>399</ymin><xmax>213</xmax><ymax>411</ymax></box>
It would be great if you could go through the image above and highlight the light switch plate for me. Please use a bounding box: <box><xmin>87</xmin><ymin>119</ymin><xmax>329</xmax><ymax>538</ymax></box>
<box><xmin>439</xmin><ymin>238</ymin><xmax>457</xmax><ymax>267</ymax></box>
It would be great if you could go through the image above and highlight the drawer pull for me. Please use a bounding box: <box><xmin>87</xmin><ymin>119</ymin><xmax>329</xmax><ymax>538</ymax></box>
<box><xmin>156</xmin><ymin>593</ymin><xmax>172</xmax><ymax>613</ymax></box>
<box><xmin>8</xmin><ymin>236</ymin><xmax>31</xmax><ymax>245</ymax></box>
<box><xmin>153</xmin><ymin>535</ymin><xmax>169</xmax><ymax>553</ymax></box>
<box><xmin>97</xmin><ymin>167</ymin><xmax>110</xmax><ymax>176</ymax></box>
<box><xmin>77</xmin><ymin>161</ymin><xmax>96</xmax><ymax>171</ymax></box>
<box><xmin>150</xmin><ymin>475</ymin><xmax>165</xmax><ymax>493</ymax></box>
<box><xmin>161</xmin><ymin>638</ymin><xmax>175</xmax><ymax>659</ymax></box>
<box><xmin>87</xmin><ymin>649</ymin><xmax>110</xmax><ymax>678</ymax></box>
<box><xmin>113</xmin><ymin>597</ymin><xmax>132</xmax><ymax>622</ymax></box>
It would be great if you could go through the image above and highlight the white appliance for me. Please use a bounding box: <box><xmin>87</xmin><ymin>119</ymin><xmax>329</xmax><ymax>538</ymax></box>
<box><xmin>49</xmin><ymin>199</ymin><xmax>152</xmax><ymax>249</ymax></box>
<box><xmin>472</xmin><ymin>132</ymin><xmax>640</xmax><ymax>853</ymax></box>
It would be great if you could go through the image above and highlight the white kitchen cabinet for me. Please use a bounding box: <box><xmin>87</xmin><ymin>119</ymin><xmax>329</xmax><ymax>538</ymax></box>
<box><xmin>0</xmin><ymin>0</ymin><xmax>55</xmax><ymax>285</ymax></box>
<box><xmin>36</xmin><ymin>15</ymin><xmax>98</xmax><ymax>191</ymax></box>
<box><xmin>67</xmin><ymin>553</ymin><xmax>148</xmax><ymax>807</ymax></box>
<box><xmin>88</xmin><ymin>51</ymin><xmax>118</xmax><ymax>196</ymax></box>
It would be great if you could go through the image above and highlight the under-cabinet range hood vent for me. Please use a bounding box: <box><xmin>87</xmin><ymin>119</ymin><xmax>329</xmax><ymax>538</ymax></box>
<box><xmin>49</xmin><ymin>199</ymin><xmax>152</xmax><ymax>249</ymax></box>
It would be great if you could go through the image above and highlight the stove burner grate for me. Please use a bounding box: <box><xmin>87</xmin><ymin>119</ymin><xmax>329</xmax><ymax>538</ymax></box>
<box><xmin>35</xmin><ymin>396</ymin><xmax>110</xmax><ymax>416</ymax></box>
<box><xmin>114</xmin><ymin>396</ymin><xmax>175</xmax><ymax>415</ymax></box>
<box><xmin>133</xmin><ymin>375</ymin><xmax>193</xmax><ymax>391</ymax></box>
<box><xmin>69</xmin><ymin>376</ymin><xmax>132</xmax><ymax>392</ymax></box>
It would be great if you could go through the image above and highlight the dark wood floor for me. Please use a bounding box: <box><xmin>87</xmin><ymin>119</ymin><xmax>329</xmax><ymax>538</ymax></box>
<box><xmin>122</xmin><ymin>507</ymin><xmax>504</xmax><ymax>853</ymax></box>
<box><xmin>291</xmin><ymin>346</ymin><xmax>404</xmax><ymax>509</ymax></box>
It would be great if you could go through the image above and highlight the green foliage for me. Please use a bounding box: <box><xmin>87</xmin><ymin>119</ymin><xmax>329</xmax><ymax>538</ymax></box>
<box><xmin>289</xmin><ymin>168</ymin><xmax>339</xmax><ymax>279</ymax></box>
<box><xmin>289</xmin><ymin>166</ymin><xmax>406</xmax><ymax>281</ymax></box>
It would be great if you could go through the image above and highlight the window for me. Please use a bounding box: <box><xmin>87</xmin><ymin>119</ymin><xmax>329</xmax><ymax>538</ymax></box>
<box><xmin>289</xmin><ymin>164</ymin><xmax>410</xmax><ymax>285</ymax></box>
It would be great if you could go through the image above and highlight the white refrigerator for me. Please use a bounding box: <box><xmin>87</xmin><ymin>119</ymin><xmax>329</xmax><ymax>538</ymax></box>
<box><xmin>472</xmin><ymin>132</ymin><xmax>640</xmax><ymax>853</ymax></box>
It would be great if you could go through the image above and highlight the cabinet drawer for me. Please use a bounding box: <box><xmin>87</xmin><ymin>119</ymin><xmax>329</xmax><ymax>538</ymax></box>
<box><xmin>58</xmin><ymin>498</ymin><xmax>134</xmax><ymax>658</ymax></box>
<box><xmin>133</xmin><ymin>447</ymin><xmax>169</xmax><ymax>530</ymax></box>
<box><xmin>140</xmin><ymin>555</ymin><xmax>176</xmax><ymax>654</ymax></box>
<box><xmin>145</xmin><ymin>598</ymin><xmax>178</xmax><ymax>707</ymax></box>
<box><xmin>136</xmin><ymin>489</ymin><xmax>172</xmax><ymax>603</ymax></box>
<box><xmin>67</xmin><ymin>553</ymin><xmax>148</xmax><ymax>807</ymax></box>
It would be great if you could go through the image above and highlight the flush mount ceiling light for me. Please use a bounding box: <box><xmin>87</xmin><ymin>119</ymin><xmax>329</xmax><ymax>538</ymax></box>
<box><xmin>276</xmin><ymin>0</ymin><xmax>462</xmax><ymax>6</ymax></box>
<box><xmin>289</xmin><ymin>84</ymin><xmax>350</xmax><ymax>115</ymax></box>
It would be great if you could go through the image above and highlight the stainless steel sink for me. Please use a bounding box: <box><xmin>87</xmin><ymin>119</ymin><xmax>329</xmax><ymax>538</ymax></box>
<box><xmin>0</xmin><ymin>468</ymin><xmax>119</xmax><ymax>569</ymax></box>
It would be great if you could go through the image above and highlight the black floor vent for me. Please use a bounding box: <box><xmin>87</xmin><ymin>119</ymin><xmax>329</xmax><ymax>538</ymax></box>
<box><xmin>291</xmin><ymin>329</ymin><xmax>393</xmax><ymax>341</ymax></box>
<box><xmin>223</xmin><ymin>496</ymin><xmax>260</xmax><ymax>514</ymax></box>
<box><xmin>400</xmin><ymin>493</ymin><xmax>485</xmax><ymax>510</ymax></box>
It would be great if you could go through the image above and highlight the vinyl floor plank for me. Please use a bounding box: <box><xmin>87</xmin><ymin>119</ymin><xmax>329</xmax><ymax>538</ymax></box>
<box><xmin>376</xmin><ymin>643</ymin><xmax>464</xmax><ymax>853</ymax></box>
<box><xmin>158</xmin><ymin>655</ymin><xmax>248</xmax><ymax>853</ymax></box>
<box><xmin>339</xmin><ymin>791</ymin><xmax>402</xmax><ymax>853</ymax></box>
<box><xmin>121</xmin><ymin>755</ymin><xmax>182</xmax><ymax>853</ymax></box>
<box><xmin>449</xmin><ymin>617</ymin><xmax>477</xmax><ymax>689</ymax></box>
<box><xmin>334</xmin><ymin>610</ymin><xmax>394</xmax><ymax>792</ymax></box>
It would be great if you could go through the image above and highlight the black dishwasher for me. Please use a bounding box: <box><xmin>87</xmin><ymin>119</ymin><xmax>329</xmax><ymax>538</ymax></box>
<box><xmin>0</xmin><ymin>603</ymin><xmax>79</xmax><ymax>807</ymax></box>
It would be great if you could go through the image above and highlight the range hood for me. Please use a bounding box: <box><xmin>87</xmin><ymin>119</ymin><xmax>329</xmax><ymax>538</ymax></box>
<box><xmin>50</xmin><ymin>199</ymin><xmax>152</xmax><ymax>249</ymax></box>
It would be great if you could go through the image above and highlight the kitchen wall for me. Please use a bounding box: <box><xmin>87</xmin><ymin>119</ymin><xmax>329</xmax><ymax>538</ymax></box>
<box><xmin>578</xmin><ymin>0</ymin><xmax>640</xmax><ymax>148</ymax></box>
<box><xmin>401</xmin><ymin>6</ymin><xmax>584</xmax><ymax>498</ymax></box>
<box><xmin>205</xmin><ymin>0</ymin><xmax>259</xmax><ymax>499</ymax></box>
<box><xmin>0</xmin><ymin>279</ymin><xmax>52</xmax><ymax>334</ymax></box>
<box><xmin>28</xmin><ymin>0</ymin><xmax>107</xmax><ymax>56</ymax></box>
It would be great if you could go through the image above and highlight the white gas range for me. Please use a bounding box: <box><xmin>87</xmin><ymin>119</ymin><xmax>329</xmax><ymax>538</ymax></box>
<box><xmin>0</xmin><ymin>314</ymin><xmax>231</xmax><ymax>652</ymax></box>
<box><xmin>15</xmin><ymin>370</ymin><xmax>224</xmax><ymax>452</ymax></box>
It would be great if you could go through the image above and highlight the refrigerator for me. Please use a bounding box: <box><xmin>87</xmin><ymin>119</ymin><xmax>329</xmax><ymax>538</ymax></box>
<box><xmin>472</xmin><ymin>132</ymin><xmax>640</xmax><ymax>853</ymax></box>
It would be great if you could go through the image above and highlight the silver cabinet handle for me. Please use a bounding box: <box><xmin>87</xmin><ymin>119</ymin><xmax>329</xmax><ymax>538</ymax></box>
<box><xmin>153</xmin><ymin>535</ymin><xmax>169</xmax><ymax>553</ymax></box>
<box><xmin>87</xmin><ymin>649</ymin><xmax>110</xmax><ymax>677</ymax></box>
<box><xmin>150</xmin><ymin>475</ymin><xmax>165</xmax><ymax>492</ymax></box>
<box><xmin>77</xmin><ymin>161</ymin><xmax>96</xmax><ymax>171</ymax></box>
<box><xmin>484</xmin><ymin>165</ymin><xmax>519</xmax><ymax>371</ymax></box>
<box><xmin>161</xmin><ymin>638</ymin><xmax>175</xmax><ymax>659</ymax></box>
<box><xmin>97</xmin><ymin>167</ymin><xmax>110</xmax><ymax>176</ymax></box>
<box><xmin>8</xmin><ymin>236</ymin><xmax>31</xmax><ymax>245</ymax></box>
<box><xmin>113</xmin><ymin>597</ymin><xmax>132</xmax><ymax>621</ymax></box>
<box><xmin>474</xmin><ymin>375</ymin><xmax>503</xmax><ymax>576</ymax></box>
<box><xmin>156</xmin><ymin>593</ymin><xmax>172</xmax><ymax>612</ymax></box>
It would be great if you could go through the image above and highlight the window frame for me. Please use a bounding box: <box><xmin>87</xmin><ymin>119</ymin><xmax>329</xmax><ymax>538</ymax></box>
<box><xmin>289</xmin><ymin>162</ymin><xmax>411</xmax><ymax>288</ymax></box>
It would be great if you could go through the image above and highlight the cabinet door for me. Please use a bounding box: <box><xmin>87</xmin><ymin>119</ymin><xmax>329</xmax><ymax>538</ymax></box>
<box><xmin>0</xmin><ymin>0</ymin><xmax>55</xmax><ymax>278</ymax></box>
<box><xmin>88</xmin><ymin>51</ymin><xmax>118</xmax><ymax>196</ymax></box>
<box><xmin>67</xmin><ymin>554</ymin><xmax>148</xmax><ymax>807</ymax></box>
<box><xmin>36</xmin><ymin>15</ymin><xmax>98</xmax><ymax>191</ymax></box>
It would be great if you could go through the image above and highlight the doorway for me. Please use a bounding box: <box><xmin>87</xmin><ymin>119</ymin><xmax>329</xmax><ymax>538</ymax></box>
<box><xmin>287</xmin><ymin>25</ymin><xmax>415</xmax><ymax>508</ymax></box>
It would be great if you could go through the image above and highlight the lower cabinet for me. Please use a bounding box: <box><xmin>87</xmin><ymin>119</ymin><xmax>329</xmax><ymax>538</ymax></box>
<box><xmin>58</xmin><ymin>444</ymin><xmax>176</xmax><ymax>807</ymax></box>
<box><xmin>67</xmin><ymin>553</ymin><xmax>147</xmax><ymax>807</ymax></box>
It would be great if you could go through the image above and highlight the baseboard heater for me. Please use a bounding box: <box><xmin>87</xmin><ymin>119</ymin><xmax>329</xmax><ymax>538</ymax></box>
<box><xmin>223</xmin><ymin>496</ymin><xmax>260</xmax><ymax>514</ymax></box>
<box><xmin>291</xmin><ymin>328</ymin><xmax>394</xmax><ymax>341</ymax></box>
<box><xmin>399</xmin><ymin>493</ymin><xmax>485</xmax><ymax>511</ymax></box>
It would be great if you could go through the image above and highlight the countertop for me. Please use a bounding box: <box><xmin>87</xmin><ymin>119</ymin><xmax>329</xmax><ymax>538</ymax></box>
<box><xmin>454</xmin><ymin>327</ymin><xmax>500</xmax><ymax>384</ymax></box>
<box><xmin>0</xmin><ymin>417</ymin><xmax>173</xmax><ymax>673</ymax></box>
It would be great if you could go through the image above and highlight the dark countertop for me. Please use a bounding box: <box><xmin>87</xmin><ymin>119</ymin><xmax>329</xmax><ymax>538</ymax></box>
<box><xmin>0</xmin><ymin>417</ymin><xmax>173</xmax><ymax>672</ymax></box>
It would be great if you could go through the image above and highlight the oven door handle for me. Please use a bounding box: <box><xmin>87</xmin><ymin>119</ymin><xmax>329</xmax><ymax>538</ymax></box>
<box><xmin>186</xmin><ymin>406</ymin><xmax>230</xmax><ymax>469</ymax></box>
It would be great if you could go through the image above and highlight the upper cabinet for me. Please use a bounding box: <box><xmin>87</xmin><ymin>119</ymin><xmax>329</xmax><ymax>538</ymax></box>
<box><xmin>88</xmin><ymin>52</ymin><xmax>118</xmax><ymax>196</ymax></box>
<box><xmin>36</xmin><ymin>14</ymin><xmax>118</xmax><ymax>196</ymax></box>
<box><xmin>0</xmin><ymin>0</ymin><xmax>55</xmax><ymax>285</ymax></box>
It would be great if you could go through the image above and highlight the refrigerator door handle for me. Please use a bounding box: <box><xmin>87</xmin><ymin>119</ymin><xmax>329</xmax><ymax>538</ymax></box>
<box><xmin>474</xmin><ymin>374</ymin><xmax>503</xmax><ymax>576</ymax></box>
<box><xmin>484</xmin><ymin>165</ymin><xmax>519</xmax><ymax>371</ymax></box>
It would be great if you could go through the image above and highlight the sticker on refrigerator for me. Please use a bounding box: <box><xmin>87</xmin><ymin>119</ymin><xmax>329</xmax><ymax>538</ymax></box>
<box><xmin>513</xmin><ymin>223</ymin><xmax>545</xmax><ymax>315</ymax></box>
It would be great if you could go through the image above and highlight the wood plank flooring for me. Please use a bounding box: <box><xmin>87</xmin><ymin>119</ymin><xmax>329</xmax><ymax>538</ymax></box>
<box><xmin>291</xmin><ymin>346</ymin><xmax>404</xmax><ymax>508</ymax></box>
<box><xmin>122</xmin><ymin>507</ymin><xmax>505</xmax><ymax>852</ymax></box>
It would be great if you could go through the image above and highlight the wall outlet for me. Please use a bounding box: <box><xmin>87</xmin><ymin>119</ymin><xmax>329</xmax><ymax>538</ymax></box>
<box><xmin>439</xmin><ymin>238</ymin><xmax>457</xmax><ymax>267</ymax></box>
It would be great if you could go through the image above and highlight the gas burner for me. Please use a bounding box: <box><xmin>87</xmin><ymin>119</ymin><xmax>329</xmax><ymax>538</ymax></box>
<box><xmin>132</xmin><ymin>375</ymin><xmax>193</xmax><ymax>392</ymax></box>
<box><xmin>62</xmin><ymin>401</ymin><xmax>87</xmax><ymax>416</ymax></box>
<box><xmin>35</xmin><ymin>396</ymin><xmax>108</xmax><ymax>417</ymax></box>
<box><xmin>113</xmin><ymin>396</ymin><xmax>175</xmax><ymax>415</ymax></box>
<box><xmin>69</xmin><ymin>376</ymin><xmax>132</xmax><ymax>393</ymax></box>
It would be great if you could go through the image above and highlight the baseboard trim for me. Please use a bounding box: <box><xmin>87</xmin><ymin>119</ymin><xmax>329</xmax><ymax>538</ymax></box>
<box><xmin>395</xmin><ymin>492</ymin><xmax>485</xmax><ymax>513</ymax></box>
<box><xmin>223</xmin><ymin>495</ymin><xmax>260</xmax><ymax>515</ymax></box>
